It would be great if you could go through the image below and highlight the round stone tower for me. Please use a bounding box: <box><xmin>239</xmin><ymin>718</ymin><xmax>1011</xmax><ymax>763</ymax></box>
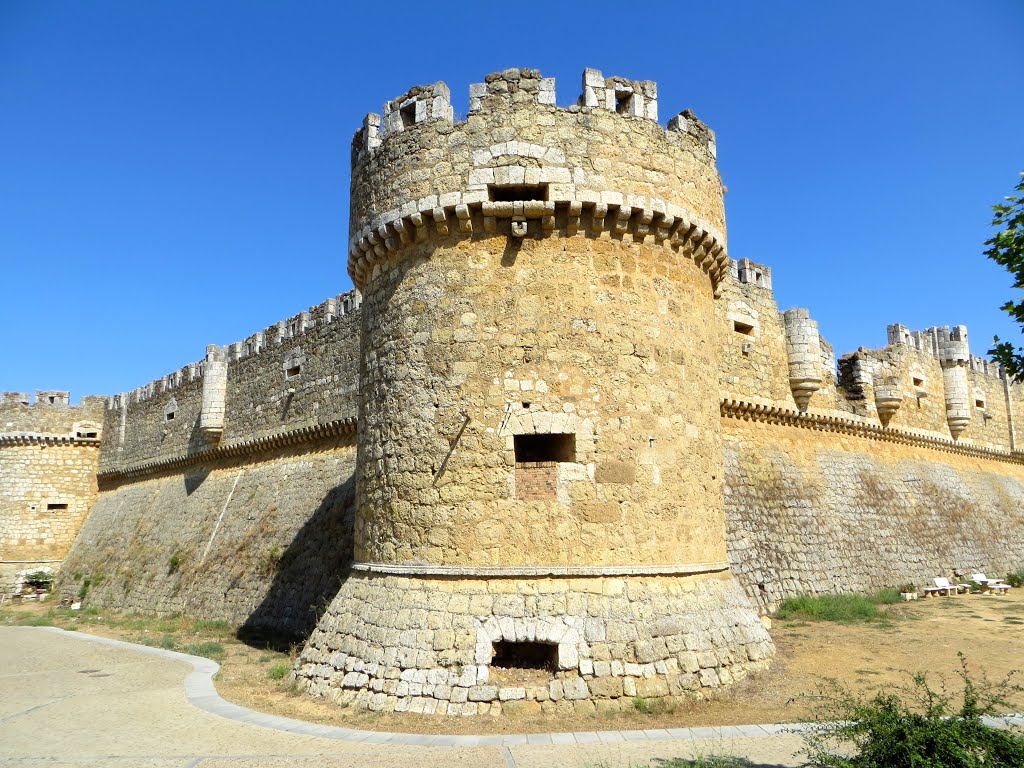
<box><xmin>295</xmin><ymin>68</ymin><xmax>773</xmax><ymax>716</ymax></box>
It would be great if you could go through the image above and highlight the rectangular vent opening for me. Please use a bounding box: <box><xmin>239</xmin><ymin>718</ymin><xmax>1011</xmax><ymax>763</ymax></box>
<box><xmin>400</xmin><ymin>102</ymin><xmax>417</xmax><ymax>128</ymax></box>
<box><xmin>913</xmin><ymin>377</ymin><xmax>925</xmax><ymax>387</ymax></box>
<box><xmin>615</xmin><ymin>90</ymin><xmax>634</xmax><ymax>115</ymax></box>
<box><xmin>976</xmin><ymin>400</ymin><xmax>985</xmax><ymax>409</ymax></box>
<box><xmin>46</xmin><ymin>503</ymin><xmax>68</xmax><ymax>512</ymax></box>
<box><xmin>733</xmin><ymin>321</ymin><xmax>754</xmax><ymax>336</ymax></box>
<box><xmin>488</xmin><ymin>184</ymin><xmax>548</xmax><ymax>202</ymax></box>
<box><xmin>491</xmin><ymin>641</ymin><xmax>557</xmax><ymax>672</ymax></box>
<box><xmin>285</xmin><ymin>366</ymin><xmax>302</xmax><ymax>379</ymax></box>
<box><xmin>514</xmin><ymin>433</ymin><xmax>575</xmax><ymax>463</ymax></box>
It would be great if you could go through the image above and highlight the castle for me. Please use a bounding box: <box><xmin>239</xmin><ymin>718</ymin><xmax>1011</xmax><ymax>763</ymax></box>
<box><xmin>3</xmin><ymin>68</ymin><xmax>1024</xmax><ymax>717</ymax></box>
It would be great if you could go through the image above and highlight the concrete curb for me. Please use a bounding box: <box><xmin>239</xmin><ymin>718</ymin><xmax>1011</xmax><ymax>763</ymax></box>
<box><xmin>32</xmin><ymin>626</ymin><xmax>1024</xmax><ymax>748</ymax></box>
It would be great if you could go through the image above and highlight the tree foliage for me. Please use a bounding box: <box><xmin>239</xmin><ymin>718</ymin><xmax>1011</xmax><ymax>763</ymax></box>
<box><xmin>986</xmin><ymin>172</ymin><xmax>1024</xmax><ymax>380</ymax></box>
<box><xmin>801</xmin><ymin>656</ymin><xmax>1024</xmax><ymax>768</ymax></box>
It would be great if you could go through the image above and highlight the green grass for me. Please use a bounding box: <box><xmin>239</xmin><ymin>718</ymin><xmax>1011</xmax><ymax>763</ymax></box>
<box><xmin>184</xmin><ymin>641</ymin><xmax>225</xmax><ymax>660</ymax></box>
<box><xmin>193</xmin><ymin>619</ymin><xmax>229</xmax><ymax>633</ymax></box>
<box><xmin>266</xmin><ymin>661</ymin><xmax>291</xmax><ymax>680</ymax></box>
<box><xmin>774</xmin><ymin>590</ymin><xmax>903</xmax><ymax>623</ymax></box>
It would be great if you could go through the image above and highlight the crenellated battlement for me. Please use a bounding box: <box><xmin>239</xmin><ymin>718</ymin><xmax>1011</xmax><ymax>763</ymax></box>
<box><xmin>105</xmin><ymin>289</ymin><xmax>362</xmax><ymax>410</ymax></box>
<box><xmin>887</xmin><ymin>324</ymin><xmax>984</xmax><ymax>372</ymax></box>
<box><xmin>347</xmin><ymin>68</ymin><xmax>729</xmax><ymax>294</ymax></box>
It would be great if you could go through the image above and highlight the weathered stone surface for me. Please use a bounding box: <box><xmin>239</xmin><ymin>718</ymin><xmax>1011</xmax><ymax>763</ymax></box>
<box><xmin>9</xmin><ymin>66</ymin><xmax>1024</xmax><ymax>721</ymax></box>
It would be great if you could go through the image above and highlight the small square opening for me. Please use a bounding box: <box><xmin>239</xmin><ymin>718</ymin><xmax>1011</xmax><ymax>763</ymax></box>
<box><xmin>165</xmin><ymin>411</ymin><xmax>175</xmax><ymax>421</ymax></box>
<box><xmin>733</xmin><ymin>321</ymin><xmax>754</xmax><ymax>336</ymax></box>
<box><xmin>488</xmin><ymin>184</ymin><xmax>548</xmax><ymax>202</ymax></box>
<box><xmin>400</xmin><ymin>102</ymin><xmax>417</xmax><ymax>128</ymax></box>
<box><xmin>491</xmin><ymin>641</ymin><xmax>557</xmax><ymax>671</ymax></box>
<box><xmin>976</xmin><ymin>400</ymin><xmax>985</xmax><ymax>409</ymax></box>
<box><xmin>46</xmin><ymin>503</ymin><xmax>68</xmax><ymax>512</ymax></box>
<box><xmin>286</xmin><ymin>365</ymin><xmax>302</xmax><ymax>379</ymax></box>
<box><xmin>912</xmin><ymin>377</ymin><xmax>925</xmax><ymax>388</ymax></box>
<box><xmin>47</xmin><ymin>396</ymin><xmax>56</xmax><ymax>404</ymax></box>
<box><xmin>615</xmin><ymin>90</ymin><xmax>634</xmax><ymax>115</ymax></box>
<box><xmin>76</xmin><ymin>430</ymin><xmax>97</xmax><ymax>439</ymax></box>
<box><xmin>514</xmin><ymin>433</ymin><xmax>575</xmax><ymax>463</ymax></box>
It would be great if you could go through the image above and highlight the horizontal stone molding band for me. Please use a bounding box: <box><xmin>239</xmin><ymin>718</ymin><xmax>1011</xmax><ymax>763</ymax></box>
<box><xmin>347</xmin><ymin>193</ymin><xmax>729</xmax><ymax>292</ymax></box>
<box><xmin>720</xmin><ymin>396</ymin><xmax>1024</xmax><ymax>465</ymax></box>
<box><xmin>351</xmin><ymin>561</ymin><xmax>731</xmax><ymax>578</ymax></box>
<box><xmin>0</xmin><ymin>433</ymin><xmax>101</xmax><ymax>447</ymax></box>
<box><xmin>97</xmin><ymin>417</ymin><xmax>358</xmax><ymax>483</ymax></box>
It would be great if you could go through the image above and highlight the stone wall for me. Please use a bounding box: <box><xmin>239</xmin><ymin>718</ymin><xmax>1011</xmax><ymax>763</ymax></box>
<box><xmin>723</xmin><ymin>404</ymin><xmax>1024</xmax><ymax>614</ymax></box>
<box><xmin>46</xmin><ymin>290</ymin><xmax>362</xmax><ymax>633</ymax></box>
<box><xmin>0</xmin><ymin>393</ymin><xmax>105</xmax><ymax>592</ymax></box>
<box><xmin>99</xmin><ymin>290</ymin><xmax>361</xmax><ymax>474</ymax></box>
<box><xmin>297</xmin><ymin>571</ymin><xmax>772</xmax><ymax>716</ymax></box>
<box><xmin>59</xmin><ymin>435</ymin><xmax>356</xmax><ymax>637</ymax></box>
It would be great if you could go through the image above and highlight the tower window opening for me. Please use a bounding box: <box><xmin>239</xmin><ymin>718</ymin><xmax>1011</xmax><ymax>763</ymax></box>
<box><xmin>286</xmin><ymin>365</ymin><xmax>302</xmax><ymax>379</ymax></box>
<box><xmin>491</xmin><ymin>641</ymin><xmax>557</xmax><ymax>672</ymax></box>
<box><xmin>46</xmin><ymin>503</ymin><xmax>68</xmax><ymax>512</ymax></box>
<box><xmin>514</xmin><ymin>433</ymin><xmax>575</xmax><ymax>463</ymax></box>
<box><xmin>615</xmin><ymin>90</ymin><xmax>634</xmax><ymax>114</ymax></box>
<box><xmin>48</xmin><ymin>396</ymin><xmax>56</xmax><ymax>404</ymax></box>
<box><xmin>165</xmin><ymin>411</ymin><xmax>175</xmax><ymax>421</ymax></box>
<box><xmin>913</xmin><ymin>377</ymin><xmax>925</xmax><ymax>388</ymax></box>
<box><xmin>976</xmin><ymin>399</ymin><xmax>985</xmax><ymax>409</ymax></box>
<box><xmin>400</xmin><ymin>102</ymin><xmax>417</xmax><ymax>128</ymax></box>
<box><xmin>488</xmin><ymin>184</ymin><xmax>548</xmax><ymax>202</ymax></box>
<box><xmin>733</xmin><ymin>321</ymin><xmax>754</xmax><ymax>336</ymax></box>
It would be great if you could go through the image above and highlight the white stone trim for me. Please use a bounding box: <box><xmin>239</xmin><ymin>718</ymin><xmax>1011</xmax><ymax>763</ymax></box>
<box><xmin>351</xmin><ymin>561</ymin><xmax>731</xmax><ymax>577</ymax></box>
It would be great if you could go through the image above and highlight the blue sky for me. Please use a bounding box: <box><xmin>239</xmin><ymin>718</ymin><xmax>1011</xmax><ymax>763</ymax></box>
<box><xmin>2</xmin><ymin>1</ymin><xmax>1022</xmax><ymax>401</ymax></box>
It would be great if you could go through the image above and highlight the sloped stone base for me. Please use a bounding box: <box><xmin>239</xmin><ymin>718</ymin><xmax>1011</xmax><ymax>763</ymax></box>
<box><xmin>294</xmin><ymin>569</ymin><xmax>773</xmax><ymax>715</ymax></box>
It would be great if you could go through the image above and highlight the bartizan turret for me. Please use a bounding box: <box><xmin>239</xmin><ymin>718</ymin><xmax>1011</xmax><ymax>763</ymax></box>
<box><xmin>783</xmin><ymin>308</ymin><xmax>822</xmax><ymax>411</ymax></box>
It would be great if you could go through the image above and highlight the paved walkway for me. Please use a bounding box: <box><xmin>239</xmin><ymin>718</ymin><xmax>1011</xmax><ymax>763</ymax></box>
<box><xmin>0</xmin><ymin>626</ymin><xmax>808</xmax><ymax>767</ymax></box>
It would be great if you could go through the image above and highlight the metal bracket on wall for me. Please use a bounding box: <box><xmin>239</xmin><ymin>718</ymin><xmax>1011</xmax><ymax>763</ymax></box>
<box><xmin>432</xmin><ymin>411</ymin><xmax>470</xmax><ymax>486</ymax></box>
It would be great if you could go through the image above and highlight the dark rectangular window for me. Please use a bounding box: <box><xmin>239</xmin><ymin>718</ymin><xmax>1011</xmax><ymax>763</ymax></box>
<box><xmin>733</xmin><ymin>321</ymin><xmax>754</xmax><ymax>335</ymax></box>
<box><xmin>514</xmin><ymin>433</ymin><xmax>575</xmax><ymax>463</ymax></box>
<box><xmin>488</xmin><ymin>184</ymin><xmax>548</xmax><ymax>202</ymax></box>
<box><xmin>491</xmin><ymin>641</ymin><xmax>557</xmax><ymax>671</ymax></box>
<box><xmin>46</xmin><ymin>503</ymin><xmax>68</xmax><ymax>512</ymax></box>
<box><xmin>400</xmin><ymin>102</ymin><xmax>417</xmax><ymax>128</ymax></box>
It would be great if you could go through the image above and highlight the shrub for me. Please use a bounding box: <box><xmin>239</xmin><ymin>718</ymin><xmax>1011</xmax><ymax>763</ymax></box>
<box><xmin>78</xmin><ymin>577</ymin><xmax>91</xmax><ymax>600</ymax></box>
<box><xmin>22</xmin><ymin>571</ymin><xmax>54</xmax><ymax>590</ymax></box>
<box><xmin>267</xmin><ymin>662</ymin><xmax>291</xmax><ymax>680</ymax></box>
<box><xmin>1004</xmin><ymin>568</ymin><xmax>1024</xmax><ymax>588</ymax></box>
<box><xmin>259</xmin><ymin>546</ymin><xmax>284</xmax><ymax>576</ymax></box>
<box><xmin>800</xmin><ymin>655</ymin><xmax>1024</xmax><ymax>767</ymax></box>
<box><xmin>168</xmin><ymin>551</ymin><xmax>183</xmax><ymax>576</ymax></box>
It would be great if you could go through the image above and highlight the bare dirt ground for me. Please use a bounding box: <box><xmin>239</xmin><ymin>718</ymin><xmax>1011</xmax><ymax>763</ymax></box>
<box><xmin>4</xmin><ymin>589</ymin><xmax>1023</xmax><ymax>735</ymax></box>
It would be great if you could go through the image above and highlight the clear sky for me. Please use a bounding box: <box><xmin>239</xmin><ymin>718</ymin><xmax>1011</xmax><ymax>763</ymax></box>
<box><xmin>2</xmin><ymin>1</ymin><xmax>1022</xmax><ymax>401</ymax></box>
